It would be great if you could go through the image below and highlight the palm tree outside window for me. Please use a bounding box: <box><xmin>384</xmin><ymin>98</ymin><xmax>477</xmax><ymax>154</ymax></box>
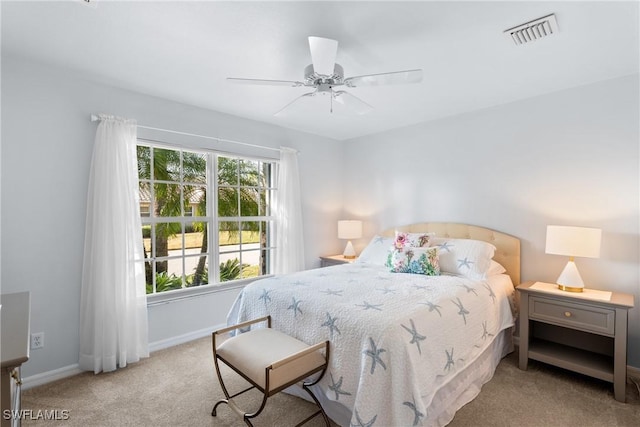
<box><xmin>137</xmin><ymin>144</ymin><xmax>276</xmax><ymax>294</ymax></box>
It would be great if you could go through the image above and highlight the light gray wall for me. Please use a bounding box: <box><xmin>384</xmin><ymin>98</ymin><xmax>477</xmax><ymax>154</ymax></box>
<box><xmin>3</xmin><ymin>52</ymin><xmax>638</xmax><ymax>380</ymax></box>
<box><xmin>343</xmin><ymin>74</ymin><xmax>640</xmax><ymax>367</ymax></box>
<box><xmin>0</xmin><ymin>55</ymin><xmax>345</xmax><ymax>378</ymax></box>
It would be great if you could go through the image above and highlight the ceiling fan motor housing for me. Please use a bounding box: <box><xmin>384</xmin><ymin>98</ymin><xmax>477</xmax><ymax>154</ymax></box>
<box><xmin>304</xmin><ymin>63</ymin><xmax>344</xmax><ymax>87</ymax></box>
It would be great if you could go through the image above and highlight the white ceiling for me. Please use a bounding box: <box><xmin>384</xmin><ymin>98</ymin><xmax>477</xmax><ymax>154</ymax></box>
<box><xmin>2</xmin><ymin>1</ymin><xmax>638</xmax><ymax>140</ymax></box>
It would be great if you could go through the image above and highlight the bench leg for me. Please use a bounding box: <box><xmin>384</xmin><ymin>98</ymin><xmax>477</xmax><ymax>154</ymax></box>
<box><xmin>299</xmin><ymin>342</ymin><xmax>331</xmax><ymax>427</ymax></box>
<box><xmin>301</xmin><ymin>382</ymin><xmax>331</xmax><ymax>427</ymax></box>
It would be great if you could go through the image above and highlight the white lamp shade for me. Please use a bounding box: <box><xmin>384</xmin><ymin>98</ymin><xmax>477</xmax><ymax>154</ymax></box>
<box><xmin>545</xmin><ymin>226</ymin><xmax>601</xmax><ymax>258</ymax></box>
<box><xmin>338</xmin><ymin>220</ymin><xmax>362</xmax><ymax>240</ymax></box>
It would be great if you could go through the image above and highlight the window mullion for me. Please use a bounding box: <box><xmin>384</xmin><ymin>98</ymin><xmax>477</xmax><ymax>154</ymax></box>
<box><xmin>210</xmin><ymin>154</ymin><xmax>220</xmax><ymax>284</ymax></box>
<box><xmin>180</xmin><ymin>150</ymin><xmax>185</xmax><ymax>287</ymax></box>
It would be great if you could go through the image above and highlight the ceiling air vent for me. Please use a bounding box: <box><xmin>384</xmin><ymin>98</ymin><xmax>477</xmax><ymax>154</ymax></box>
<box><xmin>504</xmin><ymin>14</ymin><xmax>558</xmax><ymax>45</ymax></box>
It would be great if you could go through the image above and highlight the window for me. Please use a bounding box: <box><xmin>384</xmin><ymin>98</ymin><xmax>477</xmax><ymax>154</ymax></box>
<box><xmin>137</xmin><ymin>144</ymin><xmax>276</xmax><ymax>295</ymax></box>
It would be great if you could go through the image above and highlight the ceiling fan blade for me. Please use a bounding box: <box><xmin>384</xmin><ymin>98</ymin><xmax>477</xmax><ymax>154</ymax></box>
<box><xmin>333</xmin><ymin>90</ymin><xmax>373</xmax><ymax>115</ymax></box>
<box><xmin>344</xmin><ymin>69</ymin><xmax>423</xmax><ymax>87</ymax></box>
<box><xmin>227</xmin><ymin>77</ymin><xmax>304</xmax><ymax>87</ymax></box>
<box><xmin>308</xmin><ymin>36</ymin><xmax>338</xmax><ymax>76</ymax></box>
<box><xmin>274</xmin><ymin>92</ymin><xmax>316</xmax><ymax>116</ymax></box>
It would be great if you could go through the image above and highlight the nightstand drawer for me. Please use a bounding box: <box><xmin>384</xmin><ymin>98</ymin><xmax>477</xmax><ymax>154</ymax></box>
<box><xmin>529</xmin><ymin>296</ymin><xmax>615</xmax><ymax>336</ymax></box>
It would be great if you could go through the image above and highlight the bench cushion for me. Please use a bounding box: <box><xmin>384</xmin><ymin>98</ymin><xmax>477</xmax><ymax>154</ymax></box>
<box><xmin>216</xmin><ymin>328</ymin><xmax>326</xmax><ymax>391</ymax></box>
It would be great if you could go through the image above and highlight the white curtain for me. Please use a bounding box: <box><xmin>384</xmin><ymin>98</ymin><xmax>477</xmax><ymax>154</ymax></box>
<box><xmin>79</xmin><ymin>114</ymin><xmax>149</xmax><ymax>373</ymax></box>
<box><xmin>274</xmin><ymin>146</ymin><xmax>305</xmax><ymax>274</ymax></box>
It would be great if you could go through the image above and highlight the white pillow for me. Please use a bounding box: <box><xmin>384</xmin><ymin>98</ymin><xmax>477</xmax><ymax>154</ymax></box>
<box><xmin>355</xmin><ymin>235</ymin><xmax>394</xmax><ymax>265</ymax></box>
<box><xmin>487</xmin><ymin>260</ymin><xmax>507</xmax><ymax>276</ymax></box>
<box><xmin>430</xmin><ymin>237</ymin><xmax>496</xmax><ymax>280</ymax></box>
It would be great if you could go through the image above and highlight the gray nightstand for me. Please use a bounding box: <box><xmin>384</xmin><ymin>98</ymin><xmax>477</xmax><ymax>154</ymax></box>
<box><xmin>517</xmin><ymin>281</ymin><xmax>634</xmax><ymax>402</ymax></box>
<box><xmin>319</xmin><ymin>254</ymin><xmax>356</xmax><ymax>267</ymax></box>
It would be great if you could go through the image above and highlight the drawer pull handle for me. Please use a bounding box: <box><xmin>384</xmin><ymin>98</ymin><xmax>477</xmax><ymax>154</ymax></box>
<box><xmin>564</xmin><ymin>311</ymin><xmax>572</xmax><ymax>318</ymax></box>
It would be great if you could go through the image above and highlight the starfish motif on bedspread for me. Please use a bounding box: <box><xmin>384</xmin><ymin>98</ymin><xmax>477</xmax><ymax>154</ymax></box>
<box><xmin>418</xmin><ymin>301</ymin><xmax>442</xmax><ymax>317</ymax></box>
<box><xmin>457</xmin><ymin>257</ymin><xmax>474</xmax><ymax>270</ymax></box>
<box><xmin>288</xmin><ymin>297</ymin><xmax>303</xmax><ymax>318</ymax></box>
<box><xmin>403</xmin><ymin>396</ymin><xmax>425</xmax><ymax>426</ymax></box>
<box><xmin>481</xmin><ymin>321</ymin><xmax>494</xmax><ymax>340</ymax></box>
<box><xmin>373</xmin><ymin>236</ymin><xmax>385</xmax><ymax>244</ymax></box>
<box><xmin>375</xmin><ymin>287</ymin><xmax>396</xmax><ymax>295</ymax></box>
<box><xmin>328</xmin><ymin>373</ymin><xmax>352</xmax><ymax>400</ymax></box>
<box><xmin>444</xmin><ymin>348</ymin><xmax>455</xmax><ymax>372</ymax></box>
<box><xmin>458</xmin><ymin>284</ymin><xmax>478</xmax><ymax>296</ymax></box>
<box><xmin>316</xmin><ymin>272</ymin><xmax>329</xmax><ymax>277</ymax></box>
<box><xmin>292</xmin><ymin>280</ymin><xmax>309</xmax><ymax>286</ymax></box>
<box><xmin>320</xmin><ymin>288</ymin><xmax>343</xmax><ymax>296</ymax></box>
<box><xmin>356</xmin><ymin>301</ymin><xmax>383</xmax><ymax>311</ymax></box>
<box><xmin>437</xmin><ymin>241</ymin><xmax>453</xmax><ymax>252</ymax></box>
<box><xmin>351</xmin><ymin>409</ymin><xmax>377</xmax><ymax>427</ymax></box>
<box><xmin>258</xmin><ymin>289</ymin><xmax>271</xmax><ymax>307</ymax></box>
<box><xmin>401</xmin><ymin>319</ymin><xmax>426</xmax><ymax>355</ymax></box>
<box><xmin>363</xmin><ymin>337</ymin><xmax>387</xmax><ymax>374</ymax></box>
<box><xmin>412</xmin><ymin>284</ymin><xmax>431</xmax><ymax>291</ymax></box>
<box><xmin>451</xmin><ymin>297</ymin><xmax>469</xmax><ymax>325</ymax></box>
<box><xmin>483</xmin><ymin>282</ymin><xmax>496</xmax><ymax>303</ymax></box>
<box><xmin>321</xmin><ymin>312</ymin><xmax>341</xmax><ymax>339</ymax></box>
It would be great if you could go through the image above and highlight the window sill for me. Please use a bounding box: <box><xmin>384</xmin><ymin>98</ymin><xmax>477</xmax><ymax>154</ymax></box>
<box><xmin>146</xmin><ymin>276</ymin><xmax>272</xmax><ymax>307</ymax></box>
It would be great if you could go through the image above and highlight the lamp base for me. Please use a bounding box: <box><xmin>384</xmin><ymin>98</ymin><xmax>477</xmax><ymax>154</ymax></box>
<box><xmin>557</xmin><ymin>284</ymin><xmax>584</xmax><ymax>293</ymax></box>
<box><xmin>555</xmin><ymin>260</ymin><xmax>585</xmax><ymax>293</ymax></box>
<box><xmin>343</xmin><ymin>240</ymin><xmax>357</xmax><ymax>259</ymax></box>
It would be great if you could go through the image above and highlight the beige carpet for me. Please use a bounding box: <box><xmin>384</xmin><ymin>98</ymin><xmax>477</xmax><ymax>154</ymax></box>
<box><xmin>22</xmin><ymin>336</ymin><xmax>640</xmax><ymax>426</ymax></box>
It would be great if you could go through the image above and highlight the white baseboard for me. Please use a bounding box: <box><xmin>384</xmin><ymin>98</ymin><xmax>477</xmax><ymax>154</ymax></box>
<box><xmin>22</xmin><ymin>323</ymin><xmax>226</xmax><ymax>390</ymax></box>
<box><xmin>628</xmin><ymin>365</ymin><xmax>640</xmax><ymax>379</ymax></box>
<box><xmin>148</xmin><ymin>323</ymin><xmax>225</xmax><ymax>353</ymax></box>
<box><xmin>22</xmin><ymin>328</ymin><xmax>640</xmax><ymax>391</ymax></box>
<box><xmin>22</xmin><ymin>364</ymin><xmax>83</xmax><ymax>391</ymax></box>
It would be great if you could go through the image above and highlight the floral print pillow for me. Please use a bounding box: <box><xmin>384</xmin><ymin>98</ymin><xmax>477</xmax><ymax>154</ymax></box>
<box><xmin>386</xmin><ymin>246</ymin><xmax>440</xmax><ymax>276</ymax></box>
<box><xmin>393</xmin><ymin>231</ymin><xmax>434</xmax><ymax>250</ymax></box>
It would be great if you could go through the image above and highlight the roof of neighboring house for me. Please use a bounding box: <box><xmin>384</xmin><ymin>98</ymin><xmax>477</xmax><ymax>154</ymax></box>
<box><xmin>138</xmin><ymin>186</ymin><xmax>205</xmax><ymax>204</ymax></box>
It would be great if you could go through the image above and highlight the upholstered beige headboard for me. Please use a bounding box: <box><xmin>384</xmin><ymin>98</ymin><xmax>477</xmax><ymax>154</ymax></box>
<box><xmin>381</xmin><ymin>222</ymin><xmax>521</xmax><ymax>285</ymax></box>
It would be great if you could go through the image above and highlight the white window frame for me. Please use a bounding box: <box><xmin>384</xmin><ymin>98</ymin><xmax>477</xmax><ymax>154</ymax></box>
<box><xmin>137</xmin><ymin>140</ymin><xmax>278</xmax><ymax>305</ymax></box>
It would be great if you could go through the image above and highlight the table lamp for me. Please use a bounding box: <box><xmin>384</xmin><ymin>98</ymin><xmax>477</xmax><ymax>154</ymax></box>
<box><xmin>545</xmin><ymin>225</ymin><xmax>602</xmax><ymax>292</ymax></box>
<box><xmin>338</xmin><ymin>220</ymin><xmax>362</xmax><ymax>259</ymax></box>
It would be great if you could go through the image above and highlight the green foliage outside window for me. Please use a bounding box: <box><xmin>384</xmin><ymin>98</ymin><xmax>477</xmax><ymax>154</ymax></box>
<box><xmin>138</xmin><ymin>145</ymin><xmax>273</xmax><ymax>294</ymax></box>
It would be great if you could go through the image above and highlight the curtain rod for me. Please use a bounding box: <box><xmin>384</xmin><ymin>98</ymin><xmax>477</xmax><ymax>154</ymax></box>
<box><xmin>90</xmin><ymin>114</ymin><xmax>283</xmax><ymax>153</ymax></box>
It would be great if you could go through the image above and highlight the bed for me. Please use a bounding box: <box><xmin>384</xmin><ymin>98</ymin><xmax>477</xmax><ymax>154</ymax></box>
<box><xmin>227</xmin><ymin>222</ymin><xmax>520</xmax><ymax>426</ymax></box>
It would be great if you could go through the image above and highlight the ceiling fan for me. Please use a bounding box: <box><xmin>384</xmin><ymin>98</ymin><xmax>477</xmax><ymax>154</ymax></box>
<box><xmin>227</xmin><ymin>36</ymin><xmax>423</xmax><ymax>116</ymax></box>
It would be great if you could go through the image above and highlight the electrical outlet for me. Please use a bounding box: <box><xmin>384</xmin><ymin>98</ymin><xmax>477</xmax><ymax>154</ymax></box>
<box><xmin>31</xmin><ymin>332</ymin><xmax>44</xmax><ymax>349</ymax></box>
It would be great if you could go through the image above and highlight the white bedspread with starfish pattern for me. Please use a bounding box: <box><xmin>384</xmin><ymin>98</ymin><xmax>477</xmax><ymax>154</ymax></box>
<box><xmin>227</xmin><ymin>263</ymin><xmax>515</xmax><ymax>427</ymax></box>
